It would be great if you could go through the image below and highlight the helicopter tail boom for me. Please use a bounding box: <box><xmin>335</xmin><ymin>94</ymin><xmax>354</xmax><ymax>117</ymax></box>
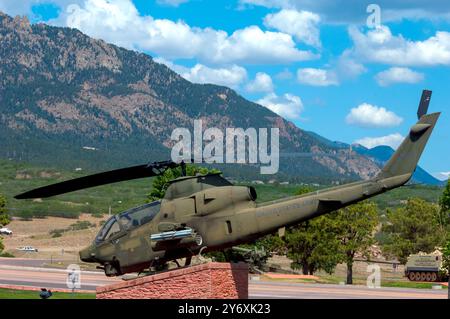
<box><xmin>252</xmin><ymin>90</ymin><xmax>440</xmax><ymax>236</ymax></box>
<box><xmin>376</xmin><ymin>111</ymin><xmax>440</xmax><ymax>180</ymax></box>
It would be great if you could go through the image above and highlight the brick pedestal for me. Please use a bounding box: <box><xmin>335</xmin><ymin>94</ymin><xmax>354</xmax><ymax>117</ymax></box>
<box><xmin>96</xmin><ymin>262</ymin><xmax>248</xmax><ymax>299</ymax></box>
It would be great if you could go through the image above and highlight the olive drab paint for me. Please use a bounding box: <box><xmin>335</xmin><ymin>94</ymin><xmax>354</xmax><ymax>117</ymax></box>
<box><xmin>16</xmin><ymin>91</ymin><xmax>440</xmax><ymax>277</ymax></box>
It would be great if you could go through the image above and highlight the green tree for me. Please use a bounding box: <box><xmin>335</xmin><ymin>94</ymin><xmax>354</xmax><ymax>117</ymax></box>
<box><xmin>285</xmin><ymin>216</ymin><xmax>341</xmax><ymax>275</ymax></box>
<box><xmin>438</xmin><ymin>180</ymin><xmax>450</xmax><ymax>228</ymax></box>
<box><xmin>146</xmin><ymin>164</ymin><xmax>220</xmax><ymax>202</ymax></box>
<box><xmin>442</xmin><ymin>239</ymin><xmax>450</xmax><ymax>298</ymax></box>
<box><xmin>0</xmin><ymin>194</ymin><xmax>10</xmax><ymax>226</ymax></box>
<box><xmin>0</xmin><ymin>194</ymin><xmax>10</xmax><ymax>255</ymax></box>
<box><xmin>295</xmin><ymin>186</ymin><xmax>314</xmax><ymax>196</ymax></box>
<box><xmin>442</xmin><ymin>240</ymin><xmax>450</xmax><ymax>276</ymax></box>
<box><xmin>332</xmin><ymin>201</ymin><xmax>379</xmax><ymax>284</ymax></box>
<box><xmin>382</xmin><ymin>198</ymin><xmax>444</xmax><ymax>264</ymax></box>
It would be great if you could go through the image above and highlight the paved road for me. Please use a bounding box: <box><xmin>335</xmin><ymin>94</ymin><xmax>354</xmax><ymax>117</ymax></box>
<box><xmin>0</xmin><ymin>265</ymin><xmax>121</xmax><ymax>292</ymax></box>
<box><xmin>0</xmin><ymin>262</ymin><xmax>447</xmax><ymax>298</ymax></box>
<box><xmin>249</xmin><ymin>281</ymin><xmax>447</xmax><ymax>299</ymax></box>
<box><xmin>0</xmin><ymin>257</ymin><xmax>67</xmax><ymax>268</ymax></box>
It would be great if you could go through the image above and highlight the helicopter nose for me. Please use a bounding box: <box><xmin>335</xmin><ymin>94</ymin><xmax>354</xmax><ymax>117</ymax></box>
<box><xmin>79</xmin><ymin>245</ymin><xmax>96</xmax><ymax>262</ymax></box>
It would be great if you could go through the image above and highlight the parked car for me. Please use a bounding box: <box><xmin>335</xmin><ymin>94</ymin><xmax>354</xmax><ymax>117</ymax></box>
<box><xmin>17</xmin><ymin>246</ymin><xmax>38</xmax><ymax>252</ymax></box>
<box><xmin>0</xmin><ymin>227</ymin><xmax>13</xmax><ymax>235</ymax></box>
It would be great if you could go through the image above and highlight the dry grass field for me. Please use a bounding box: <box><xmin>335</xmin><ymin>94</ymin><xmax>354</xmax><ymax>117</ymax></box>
<box><xmin>3</xmin><ymin>214</ymin><xmax>108</xmax><ymax>261</ymax></box>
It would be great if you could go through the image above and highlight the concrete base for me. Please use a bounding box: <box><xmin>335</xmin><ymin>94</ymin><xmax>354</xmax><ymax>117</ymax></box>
<box><xmin>96</xmin><ymin>262</ymin><xmax>249</xmax><ymax>299</ymax></box>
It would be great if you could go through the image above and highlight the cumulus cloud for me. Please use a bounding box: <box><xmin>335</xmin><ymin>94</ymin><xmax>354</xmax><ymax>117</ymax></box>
<box><xmin>348</xmin><ymin>25</ymin><xmax>450</xmax><ymax>66</ymax></box>
<box><xmin>245</xmin><ymin>72</ymin><xmax>274</xmax><ymax>93</ymax></box>
<box><xmin>156</xmin><ymin>0</ymin><xmax>189</xmax><ymax>7</ymax></box>
<box><xmin>51</xmin><ymin>0</ymin><xmax>317</xmax><ymax>65</ymax></box>
<box><xmin>240</xmin><ymin>0</ymin><xmax>450</xmax><ymax>24</ymax></box>
<box><xmin>264</xmin><ymin>9</ymin><xmax>321</xmax><ymax>48</ymax></box>
<box><xmin>375</xmin><ymin>67</ymin><xmax>424</xmax><ymax>86</ymax></box>
<box><xmin>355</xmin><ymin>133</ymin><xmax>404</xmax><ymax>150</ymax></box>
<box><xmin>257</xmin><ymin>93</ymin><xmax>303</xmax><ymax>120</ymax></box>
<box><xmin>275</xmin><ymin>68</ymin><xmax>294</xmax><ymax>80</ymax></box>
<box><xmin>346</xmin><ymin>103</ymin><xmax>403</xmax><ymax>128</ymax></box>
<box><xmin>182</xmin><ymin>64</ymin><xmax>248</xmax><ymax>88</ymax></box>
<box><xmin>433</xmin><ymin>172</ymin><xmax>450</xmax><ymax>181</ymax></box>
<box><xmin>154</xmin><ymin>58</ymin><xmax>247</xmax><ymax>88</ymax></box>
<box><xmin>335</xmin><ymin>52</ymin><xmax>366</xmax><ymax>80</ymax></box>
<box><xmin>297</xmin><ymin>68</ymin><xmax>338</xmax><ymax>86</ymax></box>
<box><xmin>0</xmin><ymin>0</ymin><xmax>83</xmax><ymax>17</ymax></box>
<box><xmin>295</xmin><ymin>51</ymin><xmax>366</xmax><ymax>87</ymax></box>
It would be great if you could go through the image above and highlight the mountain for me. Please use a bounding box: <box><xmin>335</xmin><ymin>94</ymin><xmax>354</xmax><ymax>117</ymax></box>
<box><xmin>0</xmin><ymin>12</ymin><xmax>391</xmax><ymax>184</ymax></box>
<box><xmin>353</xmin><ymin>145</ymin><xmax>444</xmax><ymax>186</ymax></box>
<box><xmin>306</xmin><ymin>130</ymin><xmax>442</xmax><ymax>185</ymax></box>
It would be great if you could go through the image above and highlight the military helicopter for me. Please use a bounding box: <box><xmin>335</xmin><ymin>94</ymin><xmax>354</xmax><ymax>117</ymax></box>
<box><xmin>15</xmin><ymin>90</ymin><xmax>439</xmax><ymax>277</ymax></box>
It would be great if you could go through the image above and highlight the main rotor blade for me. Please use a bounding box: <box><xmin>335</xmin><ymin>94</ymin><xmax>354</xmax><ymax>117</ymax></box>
<box><xmin>15</xmin><ymin>161</ymin><xmax>178</xmax><ymax>199</ymax></box>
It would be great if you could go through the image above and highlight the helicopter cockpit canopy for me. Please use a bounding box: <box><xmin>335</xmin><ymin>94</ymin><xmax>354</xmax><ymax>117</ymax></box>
<box><xmin>95</xmin><ymin>201</ymin><xmax>161</xmax><ymax>243</ymax></box>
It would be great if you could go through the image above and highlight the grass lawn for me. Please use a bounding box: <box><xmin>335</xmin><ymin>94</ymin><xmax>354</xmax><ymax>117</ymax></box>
<box><xmin>0</xmin><ymin>288</ymin><xmax>95</xmax><ymax>299</ymax></box>
<box><xmin>381</xmin><ymin>281</ymin><xmax>448</xmax><ymax>289</ymax></box>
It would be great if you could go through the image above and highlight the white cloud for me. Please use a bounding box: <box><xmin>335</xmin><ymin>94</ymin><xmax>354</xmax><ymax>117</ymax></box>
<box><xmin>433</xmin><ymin>172</ymin><xmax>450</xmax><ymax>181</ymax></box>
<box><xmin>156</xmin><ymin>0</ymin><xmax>189</xmax><ymax>7</ymax></box>
<box><xmin>335</xmin><ymin>52</ymin><xmax>366</xmax><ymax>79</ymax></box>
<box><xmin>264</xmin><ymin>9</ymin><xmax>321</xmax><ymax>48</ymax></box>
<box><xmin>348</xmin><ymin>25</ymin><xmax>450</xmax><ymax>66</ymax></box>
<box><xmin>52</xmin><ymin>0</ymin><xmax>317</xmax><ymax>65</ymax></box>
<box><xmin>346</xmin><ymin>103</ymin><xmax>403</xmax><ymax>128</ymax></box>
<box><xmin>182</xmin><ymin>64</ymin><xmax>248</xmax><ymax>88</ymax></box>
<box><xmin>355</xmin><ymin>133</ymin><xmax>404</xmax><ymax>150</ymax></box>
<box><xmin>0</xmin><ymin>0</ymin><xmax>83</xmax><ymax>18</ymax></box>
<box><xmin>375</xmin><ymin>67</ymin><xmax>424</xmax><ymax>86</ymax></box>
<box><xmin>297</xmin><ymin>68</ymin><xmax>338</xmax><ymax>86</ymax></box>
<box><xmin>275</xmin><ymin>68</ymin><xmax>293</xmax><ymax>80</ymax></box>
<box><xmin>240</xmin><ymin>0</ymin><xmax>450</xmax><ymax>24</ymax></box>
<box><xmin>295</xmin><ymin>51</ymin><xmax>366</xmax><ymax>87</ymax></box>
<box><xmin>154</xmin><ymin>58</ymin><xmax>247</xmax><ymax>88</ymax></box>
<box><xmin>257</xmin><ymin>93</ymin><xmax>303</xmax><ymax>120</ymax></box>
<box><xmin>245</xmin><ymin>72</ymin><xmax>274</xmax><ymax>93</ymax></box>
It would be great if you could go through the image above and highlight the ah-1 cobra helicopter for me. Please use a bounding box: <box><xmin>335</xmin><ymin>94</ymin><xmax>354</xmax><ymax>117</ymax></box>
<box><xmin>15</xmin><ymin>90</ymin><xmax>439</xmax><ymax>277</ymax></box>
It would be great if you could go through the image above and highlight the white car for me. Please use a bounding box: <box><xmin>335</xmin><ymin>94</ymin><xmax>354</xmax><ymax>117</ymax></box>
<box><xmin>17</xmin><ymin>246</ymin><xmax>38</xmax><ymax>252</ymax></box>
<box><xmin>0</xmin><ymin>227</ymin><xmax>12</xmax><ymax>235</ymax></box>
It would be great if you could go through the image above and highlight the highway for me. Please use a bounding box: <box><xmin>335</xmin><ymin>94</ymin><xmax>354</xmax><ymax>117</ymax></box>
<box><xmin>0</xmin><ymin>258</ymin><xmax>447</xmax><ymax>298</ymax></box>
<box><xmin>249</xmin><ymin>281</ymin><xmax>447</xmax><ymax>299</ymax></box>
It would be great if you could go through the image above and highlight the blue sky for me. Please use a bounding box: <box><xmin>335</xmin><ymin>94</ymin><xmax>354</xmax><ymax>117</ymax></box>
<box><xmin>0</xmin><ymin>0</ymin><xmax>449</xmax><ymax>179</ymax></box>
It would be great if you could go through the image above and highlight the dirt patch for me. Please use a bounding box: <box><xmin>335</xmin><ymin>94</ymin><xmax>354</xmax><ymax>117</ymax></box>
<box><xmin>3</xmin><ymin>214</ymin><xmax>107</xmax><ymax>260</ymax></box>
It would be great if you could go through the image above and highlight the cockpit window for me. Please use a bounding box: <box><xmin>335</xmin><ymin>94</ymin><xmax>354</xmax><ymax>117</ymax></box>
<box><xmin>117</xmin><ymin>201</ymin><xmax>161</xmax><ymax>231</ymax></box>
<box><xmin>105</xmin><ymin>221</ymin><xmax>121</xmax><ymax>240</ymax></box>
<box><xmin>95</xmin><ymin>201</ymin><xmax>161</xmax><ymax>243</ymax></box>
<box><xmin>95</xmin><ymin>217</ymin><xmax>116</xmax><ymax>243</ymax></box>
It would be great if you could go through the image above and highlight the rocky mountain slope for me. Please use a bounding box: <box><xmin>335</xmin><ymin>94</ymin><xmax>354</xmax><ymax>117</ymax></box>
<box><xmin>307</xmin><ymin>130</ymin><xmax>443</xmax><ymax>185</ymax></box>
<box><xmin>0</xmin><ymin>12</ymin><xmax>395</xmax><ymax>183</ymax></box>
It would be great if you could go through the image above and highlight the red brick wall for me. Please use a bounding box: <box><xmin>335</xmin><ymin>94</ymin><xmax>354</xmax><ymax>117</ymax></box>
<box><xmin>96</xmin><ymin>262</ymin><xmax>248</xmax><ymax>299</ymax></box>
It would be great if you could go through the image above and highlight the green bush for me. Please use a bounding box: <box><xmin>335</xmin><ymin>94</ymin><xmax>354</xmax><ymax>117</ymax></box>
<box><xmin>69</xmin><ymin>221</ymin><xmax>95</xmax><ymax>231</ymax></box>
<box><xmin>49</xmin><ymin>229</ymin><xmax>64</xmax><ymax>238</ymax></box>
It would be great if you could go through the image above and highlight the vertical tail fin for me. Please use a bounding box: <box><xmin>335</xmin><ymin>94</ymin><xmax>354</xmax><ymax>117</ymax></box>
<box><xmin>377</xmin><ymin>90</ymin><xmax>440</xmax><ymax>180</ymax></box>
